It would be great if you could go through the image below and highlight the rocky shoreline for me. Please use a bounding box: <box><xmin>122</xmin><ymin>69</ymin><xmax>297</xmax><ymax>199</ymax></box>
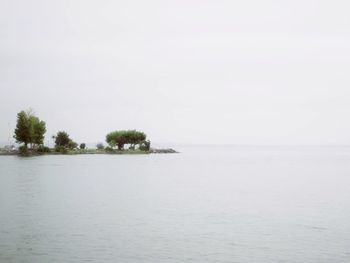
<box><xmin>149</xmin><ymin>148</ymin><xmax>178</xmax><ymax>154</ymax></box>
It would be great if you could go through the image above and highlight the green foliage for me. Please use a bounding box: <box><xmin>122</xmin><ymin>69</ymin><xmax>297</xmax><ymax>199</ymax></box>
<box><xmin>14</xmin><ymin>109</ymin><xmax>46</xmax><ymax>148</ymax></box>
<box><xmin>96</xmin><ymin>143</ymin><xmax>104</xmax><ymax>150</ymax></box>
<box><xmin>31</xmin><ymin>117</ymin><xmax>46</xmax><ymax>146</ymax></box>
<box><xmin>18</xmin><ymin>145</ymin><xmax>28</xmax><ymax>155</ymax></box>
<box><xmin>54</xmin><ymin>131</ymin><xmax>71</xmax><ymax>147</ymax></box>
<box><xmin>55</xmin><ymin>146</ymin><xmax>68</xmax><ymax>154</ymax></box>
<box><xmin>53</xmin><ymin>131</ymin><xmax>77</xmax><ymax>152</ymax></box>
<box><xmin>105</xmin><ymin>146</ymin><xmax>115</xmax><ymax>152</ymax></box>
<box><xmin>68</xmin><ymin>140</ymin><xmax>78</xmax><ymax>149</ymax></box>
<box><xmin>37</xmin><ymin>145</ymin><xmax>51</xmax><ymax>153</ymax></box>
<box><xmin>14</xmin><ymin>111</ymin><xmax>31</xmax><ymax>146</ymax></box>
<box><xmin>106</xmin><ymin>130</ymin><xmax>147</xmax><ymax>150</ymax></box>
<box><xmin>12</xmin><ymin>110</ymin><xmax>154</xmax><ymax>155</ymax></box>
<box><xmin>139</xmin><ymin>140</ymin><xmax>151</xmax><ymax>151</ymax></box>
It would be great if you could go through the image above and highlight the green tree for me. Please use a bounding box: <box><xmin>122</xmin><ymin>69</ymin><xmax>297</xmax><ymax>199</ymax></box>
<box><xmin>106</xmin><ymin>131</ymin><xmax>127</xmax><ymax>150</ymax></box>
<box><xmin>128</xmin><ymin>130</ymin><xmax>146</xmax><ymax>149</ymax></box>
<box><xmin>31</xmin><ymin>116</ymin><xmax>46</xmax><ymax>146</ymax></box>
<box><xmin>54</xmin><ymin>131</ymin><xmax>71</xmax><ymax>147</ymax></box>
<box><xmin>53</xmin><ymin>131</ymin><xmax>78</xmax><ymax>152</ymax></box>
<box><xmin>80</xmin><ymin>143</ymin><xmax>86</xmax><ymax>150</ymax></box>
<box><xmin>14</xmin><ymin>111</ymin><xmax>31</xmax><ymax>147</ymax></box>
<box><xmin>106</xmin><ymin>130</ymin><xmax>147</xmax><ymax>150</ymax></box>
<box><xmin>14</xmin><ymin>109</ymin><xmax>46</xmax><ymax>148</ymax></box>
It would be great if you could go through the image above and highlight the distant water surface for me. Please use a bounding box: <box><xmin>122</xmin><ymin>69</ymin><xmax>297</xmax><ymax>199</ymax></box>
<box><xmin>1</xmin><ymin>146</ymin><xmax>350</xmax><ymax>262</ymax></box>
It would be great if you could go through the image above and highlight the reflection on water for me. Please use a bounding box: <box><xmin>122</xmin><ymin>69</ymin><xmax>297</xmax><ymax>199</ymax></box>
<box><xmin>1</xmin><ymin>146</ymin><xmax>350</xmax><ymax>262</ymax></box>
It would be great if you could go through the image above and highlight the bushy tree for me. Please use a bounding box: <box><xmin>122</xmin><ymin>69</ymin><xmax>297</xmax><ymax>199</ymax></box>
<box><xmin>54</xmin><ymin>131</ymin><xmax>71</xmax><ymax>147</ymax></box>
<box><xmin>106</xmin><ymin>131</ymin><xmax>127</xmax><ymax>150</ymax></box>
<box><xmin>128</xmin><ymin>130</ymin><xmax>146</xmax><ymax>149</ymax></box>
<box><xmin>106</xmin><ymin>130</ymin><xmax>147</xmax><ymax>150</ymax></box>
<box><xmin>14</xmin><ymin>109</ymin><xmax>46</xmax><ymax>148</ymax></box>
<box><xmin>68</xmin><ymin>140</ymin><xmax>78</xmax><ymax>149</ymax></box>
<box><xmin>139</xmin><ymin>140</ymin><xmax>151</xmax><ymax>151</ymax></box>
<box><xmin>96</xmin><ymin>143</ymin><xmax>104</xmax><ymax>150</ymax></box>
<box><xmin>80</xmin><ymin>143</ymin><xmax>86</xmax><ymax>149</ymax></box>
<box><xmin>53</xmin><ymin>131</ymin><xmax>77</xmax><ymax>151</ymax></box>
<box><xmin>31</xmin><ymin>117</ymin><xmax>46</xmax><ymax>146</ymax></box>
<box><xmin>14</xmin><ymin>111</ymin><xmax>31</xmax><ymax>147</ymax></box>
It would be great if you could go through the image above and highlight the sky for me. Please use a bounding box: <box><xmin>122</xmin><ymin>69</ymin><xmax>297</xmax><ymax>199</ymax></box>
<box><xmin>1</xmin><ymin>0</ymin><xmax>350</xmax><ymax>145</ymax></box>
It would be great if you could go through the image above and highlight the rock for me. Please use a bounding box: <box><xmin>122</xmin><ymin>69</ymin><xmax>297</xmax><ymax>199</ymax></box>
<box><xmin>150</xmin><ymin>148</ymin><xmax>178</xmax><ymax>154</ymax></box>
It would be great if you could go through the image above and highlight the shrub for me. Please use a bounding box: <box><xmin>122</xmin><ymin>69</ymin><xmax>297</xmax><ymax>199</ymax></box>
<box><xmin>37</xmin><ymin>145</ymin><xmax>51</xmax><ymax>153</ymax></box>
<box><xmin>68</xmin><ymin>140</ymin><xmax>78</xmax><ymax>149</ymax></box>
<box><xmin>139</xmin><ymin>140</ymin><xmax>151</xmax><ymax>151</ymax></box>
<box><xmin>80</xmin><ymin>143</ymin><xmax>86</xmax><ymax>150</ymax></box>
<box><xmin>55</xmin><ymin>146</ymin><xmax>68</xmax><ymax>154</ymax></box>
<box><xmin>96</xmin><ymin>143</ymin><xmax>104</xmax><ymax>150</ymax></box>
<box><xmin>105</xmin><ymin>146</ymin><xmax>114</xmax><ymax>153</ymax></box>
<box><xmin>18</xmin><ymin>145</ymin><xmax>28</xmax><ymax>155</ymax></box>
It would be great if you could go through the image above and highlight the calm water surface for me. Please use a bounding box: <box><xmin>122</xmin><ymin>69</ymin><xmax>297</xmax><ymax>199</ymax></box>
<box><xmin>1</xmin><ymin>146</ymin><xmax>350</xmax><ymax>262</ymax></box>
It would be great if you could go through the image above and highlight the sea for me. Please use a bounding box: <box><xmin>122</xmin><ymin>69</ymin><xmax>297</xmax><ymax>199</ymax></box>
<box><xmin>1</xmin><ymin>145</ymin><xmax>350</xmax><ymax>262</ymax></box>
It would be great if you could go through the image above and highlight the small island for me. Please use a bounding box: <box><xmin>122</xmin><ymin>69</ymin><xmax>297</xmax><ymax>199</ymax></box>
<box><xmin>0</xmin><ymin>109</ymin><xmax>177</xmax><ymax>156</ymax></box>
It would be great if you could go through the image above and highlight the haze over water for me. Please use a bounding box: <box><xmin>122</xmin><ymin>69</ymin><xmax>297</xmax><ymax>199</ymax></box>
<box><xmin>1</xmin><ymin>145</ymin><xmax>350</xmax><ymax>262</ymax></box>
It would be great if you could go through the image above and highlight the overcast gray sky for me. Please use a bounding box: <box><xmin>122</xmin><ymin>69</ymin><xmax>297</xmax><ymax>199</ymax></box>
<box><xmin>1</xmin><ymin>0</ymin><xmax>350</xmax><ymax>145</ymax></box>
